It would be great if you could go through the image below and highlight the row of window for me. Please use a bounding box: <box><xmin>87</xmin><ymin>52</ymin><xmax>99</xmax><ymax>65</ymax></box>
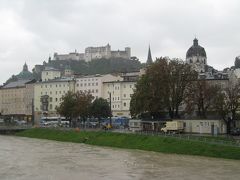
<box><xmin>112</xmin><ymin>102</ymin><xmax>127</xmax><ymax>109</ymax></box>
<box><xmin>107</xmin><ymin>84</ymin><xmax>133</xmax><ymax>89</ymax></box>
<box><xmin>41</xmin><ymin>91</ymin><xmax>67</xmax><ymax>95</ymax></box>
<box><xmin>41</xmin><ymin>84</ymin><xmax>67</xmax><ymax>88</ymax></box>
<box><xmin>40</xmin><ymin>89</ymin><xmax>99</xmax><ymax>100</ymax></box>
<box><xmin>78</xmin><ymin>89</ymin><xmax>98</xmax><ymax>93</ymax></box>
<box><xmin>189</xmin><ymin>59</ymin><xmax>206</xmax><ymax>64</ymax></box>
<box><xmin>76</xmin><ymin>82</ymin><xmax>98</xmax><ymax>87</ymax></box>
<box><xmin>49</xmin><ymin>97</ymin><xmax>59</xmax><ymax>102</ymax></box>
<box><xmin>109</xmin><ymin>94</ymin><xmax>131</xmax><ymax>100</ymax></box>
<box><xmin>77</xmin><ymin>78</ymin><xmax>99</xmax><ymax>82</ymax></box>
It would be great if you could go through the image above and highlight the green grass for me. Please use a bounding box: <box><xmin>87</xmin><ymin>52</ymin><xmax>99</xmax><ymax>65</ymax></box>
<box><xmin>16</xmin><ymin>128</ymin><xmax>240</xmax><ymax>160</ymax></box>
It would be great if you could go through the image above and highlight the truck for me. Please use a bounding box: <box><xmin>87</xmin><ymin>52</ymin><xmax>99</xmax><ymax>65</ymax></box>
<box><xmin>129</xmin><ymin>119</ymin><xmax>142</xmax><ymax>132</ymax></box>
<box><xmin>161</xmin><ymin>121</ymin><xmax>184</xmax><ymax>133</ymax></box>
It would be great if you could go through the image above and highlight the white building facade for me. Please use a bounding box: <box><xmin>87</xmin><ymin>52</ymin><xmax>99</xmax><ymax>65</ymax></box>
<box><xmin>176</xmin><ymin>119</ymin><xmax>226</xmax><ymax>134</ymax></box>
<box><xmin>103</xmin><ymin>81</ymin><xmax>136</xmax><ymax>117</ymax></box>
<box><xmin>41</xmin><ymin>67</ymin><xmax>61</xmax><ymax>81</ymax></box>
<box><xmin>75</xmin><ymin>74</ymin><xmax>122</xmax><ymax>99</ymax></box>
<box><xmin>34</xmin><ymin>78</ymin><xmax>75</xmax><ymax>124</ymax></box>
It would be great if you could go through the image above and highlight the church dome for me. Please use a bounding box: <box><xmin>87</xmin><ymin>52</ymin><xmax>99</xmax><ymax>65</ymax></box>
<box><xmin>186</xmin><ymin>38</ymin><xmax>206</xmax><ymax>58</ymax></box>
<box><xmin>17</xmin><ymin>63</ymin><xmax>34</xmax><ymax>80</ymax></box>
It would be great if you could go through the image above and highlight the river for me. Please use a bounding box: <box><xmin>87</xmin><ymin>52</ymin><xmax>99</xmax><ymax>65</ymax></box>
<box><xmin>0</xmin><ymin>136</ymin><xmax>240</xmax><ymax>180</ymax></box>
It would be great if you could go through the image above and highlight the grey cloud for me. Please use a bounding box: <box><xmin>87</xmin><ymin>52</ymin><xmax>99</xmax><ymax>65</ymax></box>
<box><xmin>0</xmin><ymin>0</ymin><xmax>239</xmax><ymax>84</ymax></box>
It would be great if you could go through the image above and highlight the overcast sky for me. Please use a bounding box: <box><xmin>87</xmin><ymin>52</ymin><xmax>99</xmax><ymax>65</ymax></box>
<box><xmin>0</xmin><ymin>0</ymin><xmax>239</xmax><ymax>84</ymax></box>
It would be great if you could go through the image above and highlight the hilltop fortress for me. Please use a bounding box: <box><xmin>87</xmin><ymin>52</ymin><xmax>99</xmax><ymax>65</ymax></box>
<box><xmin>53</xmin><ymin>44</ymin><xmax>131</xmax><ymax>62</ymax></box>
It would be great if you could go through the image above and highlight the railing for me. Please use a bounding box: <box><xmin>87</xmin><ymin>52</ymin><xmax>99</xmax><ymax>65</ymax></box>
<box><xmin>134</xmin><ymin>130</ymin><xmax>240</xmax><ymax>147</ymax></box>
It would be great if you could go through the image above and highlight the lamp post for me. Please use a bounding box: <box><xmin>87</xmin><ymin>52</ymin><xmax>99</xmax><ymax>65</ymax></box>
<box><xmin>109</xmin><ymin>92</ymin><xmax>112</xmax><ymax>127</ymax></box>
<box><xmin>31</xmin><ymin>98</ymin><xmax>34</xmax><ymax>126</ymax></box>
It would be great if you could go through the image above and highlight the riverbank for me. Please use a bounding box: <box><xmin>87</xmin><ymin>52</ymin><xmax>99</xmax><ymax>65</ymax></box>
<box><xmin>16</xmin><ymin>128</ymin><xmax>240</xmax><ymax>160</ymax></box>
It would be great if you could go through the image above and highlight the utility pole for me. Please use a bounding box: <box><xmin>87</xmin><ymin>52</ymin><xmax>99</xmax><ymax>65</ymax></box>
<box><xmin>109</xmin><ymin>92</ymin><xmax>112</xmax><ymax>126</ymax></box>
<box><xmin>31</xmin><ymin>98</ymin><xmax>34</xmax><ymax>126</ymax></box>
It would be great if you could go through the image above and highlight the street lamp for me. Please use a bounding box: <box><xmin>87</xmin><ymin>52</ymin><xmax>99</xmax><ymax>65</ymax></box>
<box><xmin>109</xmin><ymin>92</ymin><xmax>112</xmax><ymax>127</ymax></box>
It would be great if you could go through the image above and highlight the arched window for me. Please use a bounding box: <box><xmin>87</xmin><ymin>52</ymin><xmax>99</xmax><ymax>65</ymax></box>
<box><xmin>189</xmin><ymin>59</ymin><xmax>193</xmax><ymax>63</ymax></box>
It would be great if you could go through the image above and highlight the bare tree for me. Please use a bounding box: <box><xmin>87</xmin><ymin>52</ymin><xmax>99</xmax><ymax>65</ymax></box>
<box><xmin>214</xmin><ymin>81</ymin><xmax>240</xmax><ymax>134</ymax></box>
<box><xmin>185</xmin><ymin>80</ymin><xmax>221</xmax><ymax>119</ymax></box>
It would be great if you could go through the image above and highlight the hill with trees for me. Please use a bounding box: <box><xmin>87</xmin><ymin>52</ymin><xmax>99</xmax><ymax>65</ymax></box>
<box><xmin>49</xmin><ymin>57</ymin><xmax>142</xmax><ymax>74</ymax></box>
<box><xmin>5</xmin><ymin>57</ymin><xmax>143</xmax><ymax>83</ymax></box>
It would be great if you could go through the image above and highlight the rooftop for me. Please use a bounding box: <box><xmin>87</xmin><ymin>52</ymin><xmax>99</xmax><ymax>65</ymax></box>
<box><xmin>186</xmin><ymin>38</ymin><xmax>206</xmax><ymax>58</ymax></box>
<box><xmin>2</xmin><ymin>79</ymin><xmax>34</xmax><ymax>89</ymax></box>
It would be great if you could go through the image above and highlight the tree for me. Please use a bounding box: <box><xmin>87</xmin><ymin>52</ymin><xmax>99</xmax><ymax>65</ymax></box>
<box><xmin>166</xmin><ymin>59</ymin><xmax>198</xmax><ymax>118</ymax></box>
<box><xmin>130</xmin><ymin>60</ymin><xmax>168</xmax><ymax>118</ymax></box>
<box><xmin>74</xmin><ymin>91</ymin><xmax>94</xmax><ymax>126</ymax></box>
<box><xmin>214</xmin><ymin>82</ymin><xmax>240</xmax><ymax>134</ymax></box>
<box><xmin>56</xmin><ymin>91</ymin><xmax>78</xmax><ymax>126</ymax></box>
<box><xmin>56</xmin><ymin>91</ymin><xmax>93</xmax><ymax>127</ymax></box>
<box><xmin>185</xmin><ymin>80</ymin><xmax>221</xmax><ymax>118</ymax></box>
<box><xmin>130</xmin><ymin>57</ymin><xmax>197</xmax><ymax>119</ymax></box>
<box><xmin>90</xmin><ymin>98</ymin><xmax>111</xmax><ymax>126</ymax></box>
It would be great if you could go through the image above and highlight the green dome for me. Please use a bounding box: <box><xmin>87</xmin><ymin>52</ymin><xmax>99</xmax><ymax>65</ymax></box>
<box><xmin>17</xmin><ymin>63</ymin><xmax>34</xmax><ymax>80</ymax></box>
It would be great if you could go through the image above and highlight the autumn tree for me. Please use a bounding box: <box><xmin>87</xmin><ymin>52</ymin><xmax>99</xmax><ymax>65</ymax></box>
<box><xmin>56</xmin><ymin>91</ymin><xmax>93</xmax><ymax>127</ymax></box>
<box><xmin>185</xmin><ymin>80</ymin><xmax>221</xmax><ymax>119</ymax></box>
<box><xmin>75</xmin><ymin>91</ymin><xmax>94</xmax><ymax>126</ymax></box>
<box><xmin>56</xmin><ymin>91</ymin><xmax>78</xmax><ymax>126</ymax></box>
<box><xmin>130</xmin><ymin>57</ymin><xmax>197</xmax><ymax>118</ymax></box>
<box><xmin>214</xmin><ymin>81</ymin><xmax>240</xmax><ymax>134</ymax></box>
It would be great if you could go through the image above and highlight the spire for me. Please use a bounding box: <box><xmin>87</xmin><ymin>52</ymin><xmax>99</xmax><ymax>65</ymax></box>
<box><xmin>23</xmin><ymin>62</ymin><xmax>28</xmax><ymax>71</ymax></box>
<box><xmin>193</xmin><ymin>38</ymin><xmax>198</xmax><ymax>46</ymax></box>
<box><xmin>146</xmin><ymin>45</ymin><xmax>153</xmax><ymax>64</ymax></box>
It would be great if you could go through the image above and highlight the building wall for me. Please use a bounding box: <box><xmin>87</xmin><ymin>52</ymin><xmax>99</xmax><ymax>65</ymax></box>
<box><xmin>34</xmin><ymin>80</ymin><xmax>75</xmax><ymax>124</ymax></box>
<box><xmin>25</xmin><ymin>83</ymin><xmax>34</xmax><ymax>117</ymax></box>
<box><xmin>64</xmin><ymin>69</ymin><xmax>74</xmax><ymax>77</ymax></box>
<box><xmin>53</xmin><ymin>44</ymin><xmax>131</xmax><ymax>62</ymax></box>
<box><xmin>186</xmin><ymin>56</ymin><xmax>207</xmax><ymax>73</ymax></box>
<box><xmin>111</xmin><ymin>49</ymin><xmax>131</xmax><ymax>59</ymax></box>
<box><xmin>41</xmin><ymin>70</ymin><xmax>61</xmax><ymax>81</ymax></box>
<box><xmin>85</xmin><ymin>45</ymin><xmax>111</xmax><ymax>62</ymax></box>
<box><xmin>103</xmin><ymin>81</ymin><xmax>136</xmax><ymax>117</ymax></box>
<box><xmin>75</xmin><ymin>74</ymin><xmax>122</xmax><ymax>99</ymax></box>
<box><xmin>206</xmin><ymin>79</ymin><xmax>229</xmax><ymax>89</ymax></box>
<box><xmin>53</xmin><ymin>52</ymin><xmax>85</xmax><ymax>61</ymax></box>
<box><xmin>0</xmin><ymin>83</ymin><xmax>34</xmax><ymax>121</ymax></box>
<box><xmin>176</xmin><ymin>119</ymin><xmax>226</xmax><ymax>134</ymax></box>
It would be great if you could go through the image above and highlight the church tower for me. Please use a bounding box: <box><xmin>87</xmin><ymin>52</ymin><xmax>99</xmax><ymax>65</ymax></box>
<box><xmin>146</xmin><ymin>45</ymin><xmax>153</xmax><ymax>64</ymax></box>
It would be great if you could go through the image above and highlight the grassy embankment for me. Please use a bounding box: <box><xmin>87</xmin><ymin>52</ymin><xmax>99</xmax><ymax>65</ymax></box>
<box><xmin>16</xmin><ymin>128</ymin><xmax>240</xmax><ymax>160</ymax></box>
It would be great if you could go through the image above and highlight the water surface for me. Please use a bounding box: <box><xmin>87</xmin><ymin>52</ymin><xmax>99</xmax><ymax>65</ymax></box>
<box><xmin>0</xmin><ymin>136</ymin><xmax>240</xmax><ymax>180</ymax></box>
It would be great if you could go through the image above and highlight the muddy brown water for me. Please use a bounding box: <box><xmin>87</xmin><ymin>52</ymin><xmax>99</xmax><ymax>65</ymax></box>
<box><xmin>0</xmin><ymin>136</ymin><xmax>240</xmax><ymax>180</ymax></box>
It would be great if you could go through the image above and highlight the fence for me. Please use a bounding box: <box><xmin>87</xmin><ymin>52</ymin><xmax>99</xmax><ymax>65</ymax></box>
<box><xmin>134</xmin><ymin>130</ymin><xmax>240</xmax><ymax>147</ymax></box>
